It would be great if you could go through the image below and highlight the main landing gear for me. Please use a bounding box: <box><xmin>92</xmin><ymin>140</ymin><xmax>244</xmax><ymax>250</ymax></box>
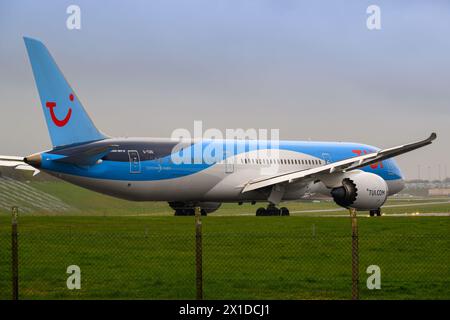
<box><xmin>174</xmin><ymin>209</ymin><xmax>207</xmax><ymax>216</ymax></box>
<box><xmin>369</xmin><ymin>208</ymin><xmax>382</xmax><ymax>217</ymax></box>
<box><xmin>256</xmin><ymin>204</ymin><xmax>290</xmax><ymax>216</ymax></box>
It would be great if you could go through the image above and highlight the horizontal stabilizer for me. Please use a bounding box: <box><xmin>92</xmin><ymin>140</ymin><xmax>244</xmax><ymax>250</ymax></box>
<box><xmin>53</xmin><ymin>145</ymin><xmax>118</xmax><ymax>166</ymax></box>
<box><xmin>0</xmin><ymin>156</ymin><xmax>40</xmax><ymax>176</ymax></box>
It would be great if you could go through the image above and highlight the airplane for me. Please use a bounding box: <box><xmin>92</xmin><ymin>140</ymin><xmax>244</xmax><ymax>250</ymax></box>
<box><xmin>0</xmin><ymin>37</ymin><xmax>437</xmax><ymax>217</ymax></box>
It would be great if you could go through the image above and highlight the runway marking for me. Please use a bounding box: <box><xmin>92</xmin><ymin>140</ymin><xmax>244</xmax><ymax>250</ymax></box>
<box><xmin>0</xmin><ymin>180</ymin><xmax>58</xmax><ymax>211</ymax></box>
<box><xmin>299</xmin><ymin>212</ymin><xmax>450</xmax><ymax>217</ymax></box>
<box><xmin>0</xmin><ymin>177</ymin><xmax>75</xmax><ymax>213</ymax></box>
<box><xmin>3</xmin><ymin>177</ymin><xmax>73</xmax><ymax>209</ymax></box>
<box><xmin>290</xmin><ymin>200</ymin><xmax>450</xmax><ymax>214</ymax></box>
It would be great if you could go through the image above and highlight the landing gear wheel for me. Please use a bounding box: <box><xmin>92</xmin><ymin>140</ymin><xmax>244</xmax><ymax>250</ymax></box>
<box><xmin>174</xmin><ymin>209</ymin><xmax>185</xmax><ymax>216</ymax></box>
<box><xmin>280</xmin><ymin>207</ymin><xmax>290</xmax><ymax>216</ymax></box>
<box><xmin>174</xmin><ymin>209</ymin><xmax>196</xmax><ymax>216</ymax></box>
<box><xmin>266</xmin><ymin>206</ymin><xmax>279</xmax><ymax>216</ymax></box>
<box><xmin>265</xmin><ymin>204</ymin><xmax>281</xmax><ymax>216</ymax></box>
<box><xmin>201</xmin><ymin>209</ymin><xmax>207</xmax><ymax>216</ymax></box>
<box><xmin>256</xmin><ymin>207</ymin><xmax>266</xmax><ymax>216</ymax></box>
<box><xmin>369</xmin><ymin>208</ymin><xmax>382</xmax><ymax>217</ymax></box>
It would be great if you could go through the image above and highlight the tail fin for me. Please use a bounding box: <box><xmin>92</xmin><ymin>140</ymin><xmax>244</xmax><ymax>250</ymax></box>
<box><xmin>23</xmin><ymin>37</ymin><xmax>106</xmax><ymax>148</ymax></box>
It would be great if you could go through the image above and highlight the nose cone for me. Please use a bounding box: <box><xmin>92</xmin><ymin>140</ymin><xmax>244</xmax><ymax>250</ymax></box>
<box><xmin>24</xmin><ymin>153</ymin><xmax>42</xmax><ymax>168</ymax></box>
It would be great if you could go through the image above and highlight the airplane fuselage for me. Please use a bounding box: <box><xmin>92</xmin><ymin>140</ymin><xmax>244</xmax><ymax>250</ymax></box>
<box><xmin>32</xmin><ymin>138</ymin><xmax>405</xmax><ymax>203</ymax></box>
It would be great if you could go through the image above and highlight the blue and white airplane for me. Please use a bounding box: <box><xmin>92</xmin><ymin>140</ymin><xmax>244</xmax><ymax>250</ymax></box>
<box><xmin>0</xmin><ymin>37</ymin><xmax>437</xmax><ymax>216</ymax></box>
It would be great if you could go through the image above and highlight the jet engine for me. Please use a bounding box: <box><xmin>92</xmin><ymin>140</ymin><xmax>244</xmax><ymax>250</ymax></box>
<box><xmin>330</xmin><ymin>172</ymin><xmax>388</xmax><ymax>210</ymax></box>
<box><xmin>169</xmin><ymin>201</ymin><xmax>222</xmax><ymax>216</ymax></box>
<box><xmin>197</xmin><ymin>202</ymin><xmax>222</xmax><ymax>214</ymax></box>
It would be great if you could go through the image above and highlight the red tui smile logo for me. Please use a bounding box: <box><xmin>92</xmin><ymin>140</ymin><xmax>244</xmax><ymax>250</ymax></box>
<box><xmin>46</xmin><ymin>93</ymin><xmax>73</xmax><ymax>127</ymax></box>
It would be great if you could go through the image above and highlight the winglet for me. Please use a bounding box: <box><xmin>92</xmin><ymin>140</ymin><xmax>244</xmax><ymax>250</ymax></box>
<box><xmin>429</xmin><ymin>132</ymin><xmax>437</xmax><ymax>142</ymax></box>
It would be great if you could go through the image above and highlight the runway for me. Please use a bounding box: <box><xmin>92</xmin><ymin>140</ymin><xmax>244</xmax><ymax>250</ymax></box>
<box><xmin>212</xmin><ymin>200</ymin><xmax>450</xmax><ymax>217</ymax></box>
<box><xmin>298</xmin><ymin>212</ymin><xmax>450</xmax><ymax>217</ymax></box>
<box><xmin>289</xmin><ymin>200</ymin><xmax>450</xmax><ymax>216</ymax></box>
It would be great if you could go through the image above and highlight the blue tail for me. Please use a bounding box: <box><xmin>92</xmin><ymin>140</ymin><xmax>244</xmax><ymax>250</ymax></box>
<box><xmin>24</xmin><ymin>37</ymin><xmax>106</xmax><ymax>148</ymax></box>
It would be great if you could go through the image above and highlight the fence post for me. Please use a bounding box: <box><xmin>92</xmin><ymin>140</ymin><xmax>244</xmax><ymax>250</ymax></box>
<box><xmin>11</xmin><ymin>206</ymin><xmax>19</xmax><ymax>300</ymax></box>
<box><xmin>349</xmin><ymin>208</ymin><xmax>359</xmax><ymax>300</ymax></box>
<box><xmin>195</xmin><ymin>206</ymin><xmax>203</xmax><ymax>300</ymax></box>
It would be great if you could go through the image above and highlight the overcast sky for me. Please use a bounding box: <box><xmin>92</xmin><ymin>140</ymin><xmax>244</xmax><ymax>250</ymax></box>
<box><xmin>0</xmin><ymin>0</ymin><xmax>449</xmax><ymax>180</ymax></box>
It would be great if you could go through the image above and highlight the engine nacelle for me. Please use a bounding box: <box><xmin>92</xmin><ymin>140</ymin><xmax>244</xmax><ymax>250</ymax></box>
<box><xmin>330</xmin><ymin>172</ymin><xmax>388</xmax><ymax>210</ymax></box>
<box><xmin>197</xmin><ymin>202</ymin><xmax>222</xmax><ymax>214</ymax></box>
<box><xmin>168</xmin><ymin>201</ymin><xmax>222</xmax><ymax>214</ymax></box>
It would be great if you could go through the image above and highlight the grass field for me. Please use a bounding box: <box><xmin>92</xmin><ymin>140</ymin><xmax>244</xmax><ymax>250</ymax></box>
<box><xmin>0</xmin><ymin>180</ymin><xmax>449</xmax><ymax>300</ymax></box>
<box><xmin>0</xmin><ymin>216</ymin><xmax>449</xmax><ymax>300</ymax></box>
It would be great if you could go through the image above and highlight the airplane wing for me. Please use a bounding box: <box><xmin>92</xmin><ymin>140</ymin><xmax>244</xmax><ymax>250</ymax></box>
<box><xmin>0</xmin><ymin>156</ymin><xmax>40</xmax><ymax>176</ymax></box>
<box><xmin>242</xmin><ymin>133</ymin><xmax>436</xmax><ymax>193</ymax></box>
<box><xmin>53</xmin><ymin>144</ymin><xmax>119</xmax><ymax>166</ymax></box>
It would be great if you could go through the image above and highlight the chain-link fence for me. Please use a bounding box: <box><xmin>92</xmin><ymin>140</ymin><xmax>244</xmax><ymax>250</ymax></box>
<box><xmin>0</xmin><ymin>213</ymin><xmax>449</xmax><ymax>300</ymax></box>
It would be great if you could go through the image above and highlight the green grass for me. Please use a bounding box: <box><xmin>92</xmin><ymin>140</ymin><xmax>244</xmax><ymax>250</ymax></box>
<box><xmin>0</xmin><ymin>180</ymin><xmax>449</xmax><ymax>299</ymax></box>
<box><xmin>0</xmin><ymin>215</ymin><xmax>448</xmax><ymax>300</ymax></box>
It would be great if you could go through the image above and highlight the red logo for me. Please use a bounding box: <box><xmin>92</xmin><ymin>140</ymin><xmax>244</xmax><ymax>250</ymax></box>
<box><xmin>46</xmin><ymin>94</ymin><xmax>73</xmax><ymax>127</ymax></box>
<box><xmin>352</xmin><ymin>149</ymin><xmax>383</xmax><ymax>169</ymax></box>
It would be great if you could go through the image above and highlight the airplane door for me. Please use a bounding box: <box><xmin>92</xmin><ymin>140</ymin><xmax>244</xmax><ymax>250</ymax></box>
<box><xmin>225</xmin><ymin>152</ymin><xmax>234</xmax><ymax>173</ymax></box>
<box><xmin>128</xmin><ymin>150</ymin><xmax>141</xmax><ymax>173</ymax></box>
